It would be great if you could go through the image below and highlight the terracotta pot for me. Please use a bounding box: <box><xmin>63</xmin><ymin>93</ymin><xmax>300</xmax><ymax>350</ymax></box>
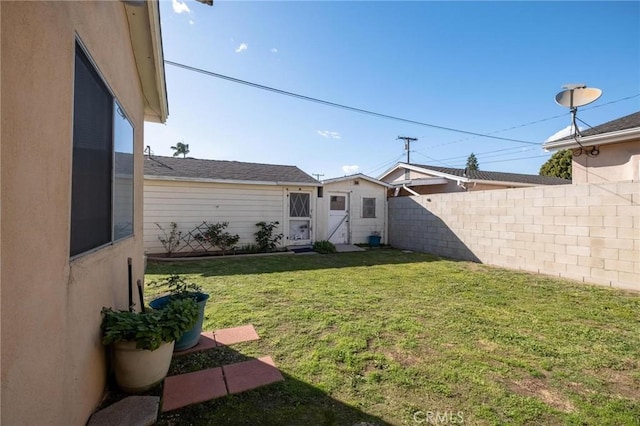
<box><xmin>112</xmin><ymin>340</ymin><xmax>175</xmax><ymax>393</ymax></box>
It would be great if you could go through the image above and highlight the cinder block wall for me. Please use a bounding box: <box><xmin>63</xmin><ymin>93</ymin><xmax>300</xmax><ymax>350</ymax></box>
<box><xmin>388</xmin><ymin>181</ymin><xmax>639</xmax><ymax>291</ymax></box>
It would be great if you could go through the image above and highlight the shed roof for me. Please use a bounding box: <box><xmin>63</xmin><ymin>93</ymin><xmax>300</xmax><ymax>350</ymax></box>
<box><xmin>144</xmin><ymin>155</ymin><xmax>319</xmax><ymax>185</ymax></box>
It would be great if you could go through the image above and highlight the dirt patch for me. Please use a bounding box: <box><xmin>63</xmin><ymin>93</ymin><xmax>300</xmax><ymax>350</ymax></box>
<box><xmin>508</xmin><ymin>377</ymin><xmax>575</xmax><ymax>413</ymax></box>
<box><xmin>596</xmin><ymin>368</ymin><xmax>640</xmax><ymax>399</ymax></box>
<box><xmin>477</xmin><ymin>339</ymin><xmax>499</xmax><ymax>352</ymax></box>
<box><xmin>382</xmin><ymin>349</ymin><xmax>422</xmax><ymax>367</ymax></box>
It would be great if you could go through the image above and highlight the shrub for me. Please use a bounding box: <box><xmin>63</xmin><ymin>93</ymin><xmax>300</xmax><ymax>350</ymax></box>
<box><xmin>149</xmin><ymin>274</ymin><xmax>202</xmax><ymax>301</ymax></box>
<box><xmin>255</xmin><ymin>221</ymin><xmax>284</xmax><ymax>252</ymax></box>
<box><xmin>195</xmin><ymin>222</ymin><xmax>240</xmax><ymax>255</ymax></box>
<box><xmin>156</xmin><ymin>222</ymin><xmax>181</xmax><ymax>256</ymax></box>
<box><xmin>313</xmin><ymin>240</ymin><xmax>336</xmax><ymax>254</ymax></box>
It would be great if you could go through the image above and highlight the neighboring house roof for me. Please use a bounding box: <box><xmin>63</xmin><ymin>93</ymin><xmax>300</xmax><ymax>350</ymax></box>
<box><xmin>124</xmin><ymin>1</ymin><xmax>168</xmax><ymax>123</ymax></box>
<box><xmin>379</xmin><ymin>162</ymin><xmax>570</xmax><ymax>186</ymax></box>
<box><xmin>543</xmin><ymin>111</ymin><xmax>640</xmax><ymax>151</ymax></box>
<box><xmin>144</xmin><ymin>155</ymin><xmax>320</xmax><ymax>186</ymax></box>
<box><xmin>322</xmin><ymin>173</ymin><xmax>393</xmax><ymax>188</ymax></box>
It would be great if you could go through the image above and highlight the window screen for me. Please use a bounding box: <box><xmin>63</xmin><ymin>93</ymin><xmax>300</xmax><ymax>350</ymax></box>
<box><xmin>70</xmin><ymin>44</ymin><xmax>113</xmax><ymax>256</ymax></box>
<box><xmin>362</xmin><ymin>197</ymin><xmax>376</xmax><ymax>218</ymax></box>
<box><xmin>290</xmin><ymin>193</ymin><xmax>310</xmax><ymax>217</ymax></box>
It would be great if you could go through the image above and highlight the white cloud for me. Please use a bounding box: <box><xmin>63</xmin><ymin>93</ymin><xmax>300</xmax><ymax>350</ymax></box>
<box><xmin>342</xmin><ymin>165</ymin><xmax>359</xmax><ymax>174</ymax></box>
<box><xmin>172</xmin><ymin>0</ymin><xmax>190</xmax><ymax>14</ymax></box>
<box><xmin>270</xmin><ymin>48</ymin><xmax>278</xmax><ymax>53</ymax></box>
<box><xmin>317</xmin><ymin>130</ymin><xmax>341</xmax><ymax>139</ymax></box>
<box><xmin>235</xmin><ymin>43</ymin><xmax>248</xmax><ymax>53</ymax></box>
<box><xmin>545</xmin><ymin>124</ymin><xmax>584</xmax><ymax>142</ymax></box>
<box><xmin>189</xmin><ymin>19</ymin><xmax>195</xmax><ymax>25</ymax></box>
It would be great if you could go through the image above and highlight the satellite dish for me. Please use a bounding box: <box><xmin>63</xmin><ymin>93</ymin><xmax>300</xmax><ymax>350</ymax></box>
<box><xmin>555</xmin><ymin>85</ymin><xmax>602</xmax><ymax>108</ymax></box>
<box><xmin>554</xmin><ymin>83</ymin><xmax>602</xmax><ymax>139</ymax></box>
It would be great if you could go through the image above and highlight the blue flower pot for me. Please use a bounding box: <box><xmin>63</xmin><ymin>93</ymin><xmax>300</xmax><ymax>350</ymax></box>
<box><xmin>149</xmin><ymin>292</ymin><xmax>210</xmax><ymax>351</ymax></box>
<box><xmin>368</xmin><ymin>235</ymin><xmax>381</xmax><ymax>247</ymax></box>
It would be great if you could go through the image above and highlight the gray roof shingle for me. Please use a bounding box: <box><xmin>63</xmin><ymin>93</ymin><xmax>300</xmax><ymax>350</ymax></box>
<box><xmin>409</xmin><ymin>163</ymin><xmax>570</xmax><ymax>185</ymax></box>
<box><xmin>144</xmin><ymin>155</ymin><xmax>319</xmax><ymax>184</ymax></box>
<box><xmin>562</xmin><ymin>111</ymin><xmax>640</xmax><ymax>140</ymax></box>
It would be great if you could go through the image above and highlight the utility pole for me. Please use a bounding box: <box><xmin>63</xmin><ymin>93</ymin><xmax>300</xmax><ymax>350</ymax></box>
<box><xmin>397</xmin><ymin>136</ymin><xmax>417</xmax><ymax>164</ymax></box>
<box><xmin>312</xmin><ymin>173</ymin><xmax>324</xmax><ymax>181</ymax></box>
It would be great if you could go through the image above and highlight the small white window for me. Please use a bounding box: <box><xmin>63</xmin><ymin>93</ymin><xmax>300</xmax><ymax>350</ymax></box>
<box><xmin>362</xmin><ymin>197</ymin><xmax>376</xmax><ymax>218</ymax></box>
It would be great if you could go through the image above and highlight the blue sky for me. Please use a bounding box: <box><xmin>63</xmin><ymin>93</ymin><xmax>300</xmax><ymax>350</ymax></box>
<box><xmin>145</xmin><ymin>0</ymin><xmax>640</xmax><ymax>179</ymax></box>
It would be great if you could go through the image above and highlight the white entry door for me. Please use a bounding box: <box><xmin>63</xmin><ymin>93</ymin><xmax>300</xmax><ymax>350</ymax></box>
<box><xmin>328</xmin><ymin>194</ymin><xmax>349</xmax><ymax>244</ymax></box>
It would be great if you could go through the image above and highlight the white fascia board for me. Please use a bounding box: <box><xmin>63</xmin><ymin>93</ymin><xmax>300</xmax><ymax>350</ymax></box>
<box><xmin>469</xmin><ymin>179</ymin><xmax>538</xmax><ymax>188</ymax></box>
<box><xmin>323</xmin><ymin>173</ymin><xmax>394</xmax><ymax>188</ymax></box>
<box><xmin>403</xmin><ymin>163</ymin><xmax>471</xmax><ymax>183</ymax></box>
<box><xmin>144</xmin><ymin>175</ymin><xmax>322</xmax><ymax>187</ymax></box>
<box><xmin>390</xmin><ymin>177</ymin><xmax>449</xmax><ymax>186</ymax></box>
<box><xmin>125</xmin><ymin>0</ymin><xmax>168</xmax><ymax>123</ymax></box>
<box><xmin>542</xmin><ymin>127</ymin><xmax>640</xmax><ymax>151</ymax></box>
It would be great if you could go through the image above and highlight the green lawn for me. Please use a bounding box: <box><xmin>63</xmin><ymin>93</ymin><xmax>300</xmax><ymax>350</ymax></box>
<box><xmin>146</xmin><ymin>250</ymin><xmax>640</xmax><ymax>425</ymax></box>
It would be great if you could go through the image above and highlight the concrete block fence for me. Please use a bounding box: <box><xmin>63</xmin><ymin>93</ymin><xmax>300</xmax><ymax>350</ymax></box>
<box><xmin>388</xmin><ymin>181</ymin><xmax>639</xmax><ymax>291</ymax></box>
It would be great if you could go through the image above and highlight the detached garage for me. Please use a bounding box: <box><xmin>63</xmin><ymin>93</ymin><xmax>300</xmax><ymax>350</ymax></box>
<box><xmin>144</xmin><ymin>155</ymin><xmax>320</xmax><ymax>254</ymax></box>
<box><xmin>317</xmin><ymin>174</ymin><xmax>391</xmax><ymax>245</ymax></box>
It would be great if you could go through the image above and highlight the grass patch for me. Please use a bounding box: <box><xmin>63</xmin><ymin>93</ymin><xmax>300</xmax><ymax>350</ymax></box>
<box><xmin>145</xmin><ymin>250</ymin><xmax>640</xmax><ymax>425</ymax></box>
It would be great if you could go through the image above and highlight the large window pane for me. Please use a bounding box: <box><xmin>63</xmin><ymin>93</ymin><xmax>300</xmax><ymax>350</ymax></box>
<box><xmin>113</xmin><ymin>103</ymin><xmax>134</xmax><ymax>240</ymax></box>
<box><xmin>70</xmin><ymin>44</ymin><xmax>113</xmax><ymax>256</ymax></box>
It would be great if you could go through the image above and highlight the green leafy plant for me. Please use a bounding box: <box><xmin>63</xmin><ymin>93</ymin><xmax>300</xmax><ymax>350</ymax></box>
<box><xmin>254</xmin><ymin>221</ymin><xmax>284</xmax><ymax>252</ymax></box>
<box><xmin>240</xmin><ymin>243</ymin><xmax>261</xmax><ymax>254</ymax></box>
<box><xmin>101</xmin><ymin>298</ymin><xmax>198</xmax><ymax>351</ymax></box>
<box><xmin>156</xmin><ymin>222</ymin><xmax>182</xmax><ymax>256</ymax></box>
<box><xmin>195</xmin><ymin>222</ymin><xmax>240</xmax><ymax>255</ymax></box>
<box><xmin>313</xmin><ymin>240</ymin><xmax>336</xmax><ymax>254</ymax></box>
<box><xmin>150</xmin><ymin>274</ymin><xmax>202</xmax><ymax>301</ymax></box>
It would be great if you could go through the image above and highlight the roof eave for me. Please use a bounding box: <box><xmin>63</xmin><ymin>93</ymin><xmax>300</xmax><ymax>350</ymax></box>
<box><xmin>144</xmin><ymin>174</ymin><xmax>322</xmax><ymax>187</ymax></box>
<box><xmin>542</xmin><ymin>127</ymin><xmax>640</xmax><ymax>151</ymax></box>
<box><xmin>322</xmin><ymin>173</ymin><xmax>394</xmax><ymax>188</ymax></box>
<box><xmin>125</xmin><ymin>0</ymin><xmax>169</xmax><ymax>123</ymax></box>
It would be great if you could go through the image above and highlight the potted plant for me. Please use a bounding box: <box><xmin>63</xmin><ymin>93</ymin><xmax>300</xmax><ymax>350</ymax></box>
<box><xmin>149</xmin><ymin>274</ymin><xmax>210</xmax><ymax>351</ymax></box>
<box><xmin>101</xmin><ymin>298</ymin><xmax>198</xmax><ymax>393</ymax></box>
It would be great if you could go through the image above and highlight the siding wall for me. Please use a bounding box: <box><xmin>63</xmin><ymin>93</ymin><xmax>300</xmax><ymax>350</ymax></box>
<box><xmin>144</xmin><ymin>179</ymin><xmax>316</xmax><ymax>253</ymax></box>
<box><xmin>317</xmin><ymin>179</ymin><xmax>388</xmax><ymax>244</ymax></box>
<box><xmin>389</xmin><ymin>181</ymin><xmax>640</xmax><ymax>291</ymax></box>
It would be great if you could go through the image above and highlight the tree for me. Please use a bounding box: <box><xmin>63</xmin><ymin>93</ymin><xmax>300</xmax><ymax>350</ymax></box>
<box><xmin>170</xmin><ymin>141</ymin><xmax>190</xmax><ymax>158</ymax></box>
<box><xmin>539</xmin><ymin>149</ymin><xmax>572</xmax><ymax>180</ymax></box>
<box><xmin>466</xmin><ymin>153</ymin><xmax>479</xmax><ymax>171</ymax></box>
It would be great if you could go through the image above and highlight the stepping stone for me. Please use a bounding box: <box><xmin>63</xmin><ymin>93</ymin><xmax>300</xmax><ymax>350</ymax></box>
<box><xmin>162</xmin><ymin>368</ymin><xmax>227</xmax><ymax>412</ymax></box>
<box><xmin>88</xmin><ymin>396</ymin><xmax>159</xmax><ymax>426</ymax></box>
<box><xmin>214</xmin><ymin>324</ymin><xmax>260</xmax><ymax>346</ymax></box>
<box><xmin>222</xmin><ymin>356</ymin><xmax>284</xmax><ymax>394</ymax></box>
<box><xmin>172</xmin><ymin>331</ymin><xmax>217</xmax><ymax>356</ymax></box>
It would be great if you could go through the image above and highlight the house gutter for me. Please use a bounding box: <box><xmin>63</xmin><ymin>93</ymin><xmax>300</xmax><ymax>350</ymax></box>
<box><xmin>144</xmin><ymin>175</ymin><xmax>323</xmax><ymax>187</ymax></box>
<box><xmin>542</xmin><ymin>127</ymin><xmax>640</xmax><ymax>151</ymax></box>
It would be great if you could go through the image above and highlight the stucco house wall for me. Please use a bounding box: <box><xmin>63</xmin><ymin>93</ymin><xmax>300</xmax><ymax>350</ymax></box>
<box><xmin>317</xmin><ymin>176</ymin><xmax>389</xmax><ymax>244</ymax></box>
<box><xmin>1</xmin><ymin>2</ymin><xmax>165</xmax><ymax>424</ymax></box>
<box><xmin>573</xmin><ymin>139</ymin><xmax>640</xmax><ymax>184</ymax></box>
<box><xmin>144</xmin><ymin>178</ymin><xmax>318</xmax><ymax>253</ymax></box>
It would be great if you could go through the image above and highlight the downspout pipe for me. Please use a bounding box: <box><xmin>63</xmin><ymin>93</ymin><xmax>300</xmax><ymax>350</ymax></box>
<box><xmin>402</xmin><ymin>184</ymin><xmax>420</xmax><ymax>196</ymax></box>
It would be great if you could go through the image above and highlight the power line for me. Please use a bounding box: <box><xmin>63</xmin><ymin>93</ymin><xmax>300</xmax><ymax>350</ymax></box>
<box><xmin>415</xmin><ymin>92</ymin><xmax>640</xmax><ymax>152</ymax></box>
<box><xmin>165</xmin><ymin>60</ymin><xmax>540</xmax><ymax>146</ymax></box>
